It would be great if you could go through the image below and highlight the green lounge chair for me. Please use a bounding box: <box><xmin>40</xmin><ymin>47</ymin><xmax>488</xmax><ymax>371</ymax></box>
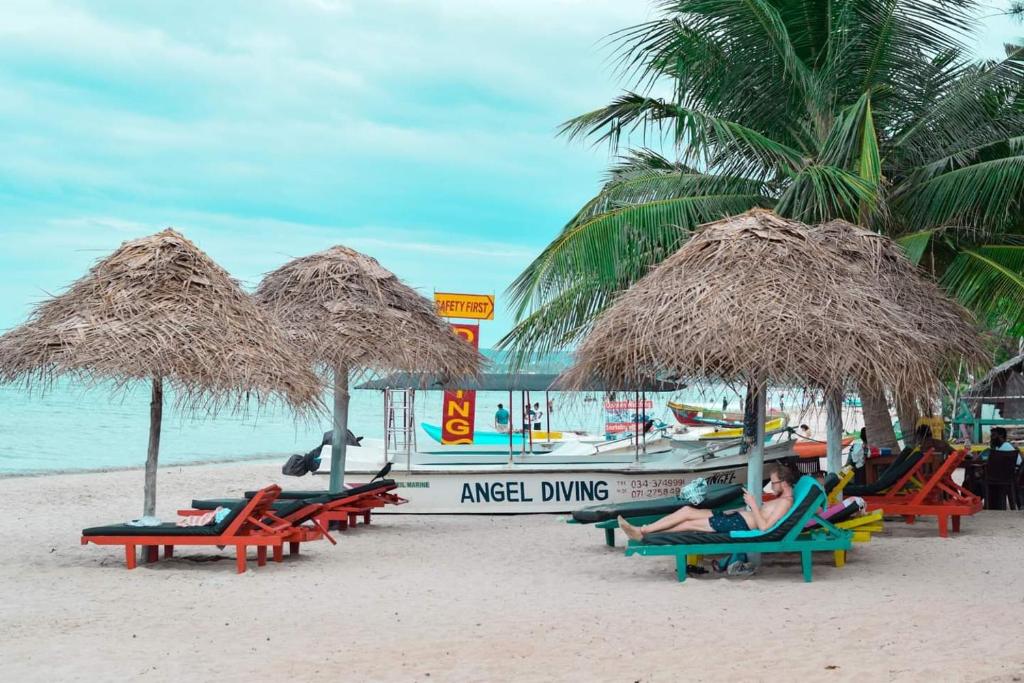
<box><xmin>569</xmin><ymin>483</ymin><xmax>746</xmax><ymax>547</ymax></box>
<box><xmin>624</xmin><ymin>477</ymin><xmax>852</xmax><ymax>582</ymax></box>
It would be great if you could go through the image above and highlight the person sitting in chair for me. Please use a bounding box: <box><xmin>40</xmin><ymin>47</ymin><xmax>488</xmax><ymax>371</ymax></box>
<box><xmin>618</xmin><ymin>465</ymin><xmax>798</xmax><ymax>540</ymax></box>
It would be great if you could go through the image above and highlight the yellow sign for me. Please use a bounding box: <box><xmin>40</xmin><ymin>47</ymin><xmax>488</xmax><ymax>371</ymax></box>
<box><xmin>434</xmin><ymin>292</ymin><xmax>494</xmax><ymax>320</ymax></box>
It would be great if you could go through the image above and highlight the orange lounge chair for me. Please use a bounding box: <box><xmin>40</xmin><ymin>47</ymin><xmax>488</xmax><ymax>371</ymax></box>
<box><xmin>241</xmin><ymin>479</ymin><xmax>407</xmax><ymax>530</ymax></box>
<box><xmin>861</xmin><ymin>449</ymin><xmax>981</xmax><ymax>537</ymax></box>
<box><xmin>82</xmin><ymin>485</ymin><xmax>288</xmax><ymax>573</ymax></box>
<box><xmin>178</xmin><ymin>495</ymin><xmax>337</xmax><ymax>559</ymax></box>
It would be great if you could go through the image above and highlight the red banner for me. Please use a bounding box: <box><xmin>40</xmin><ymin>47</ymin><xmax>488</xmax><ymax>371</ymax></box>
<box><xmin>441</xmin><ymin>323</ymin><xmax>480</xmax><ymax>445</ymax></box>
<box><xmin>603</xmin><ymin>399</ymin><xmax>653</xmax><ymax>411</ymax></box>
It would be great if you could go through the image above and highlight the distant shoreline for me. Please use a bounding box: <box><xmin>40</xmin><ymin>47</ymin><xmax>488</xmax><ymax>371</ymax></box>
<box><xmin>0</xmin><ymin>452</ymin><xmax>288</xmax><ymax>480</ymax></box>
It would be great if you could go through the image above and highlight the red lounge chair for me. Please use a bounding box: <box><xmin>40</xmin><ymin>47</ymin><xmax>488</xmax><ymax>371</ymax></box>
<box><xmin>242</xmin><ymin>479</ymin><xmax>407</xmax><ymax>530</ymax></box>
<box><xmin>81</xmin><ymin>485</ymin><xmax>287</xmax><ymax>573</ymax></box>
<box><xmin>861</xmin><ymin>449</ymin><xmax>981</xmax><ymax>537</ymax></box>
<box><xmin>178</xmin><ymin>495</ymin><xmax>337</xmax><ymax>560</ymax></box>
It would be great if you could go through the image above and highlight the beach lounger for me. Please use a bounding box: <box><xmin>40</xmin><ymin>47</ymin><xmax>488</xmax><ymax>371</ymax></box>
<box><xmin>180</xmin><ymin>495</ymin><xmax>336</xmax><ymax>559</ymax></box>
<box><xmin>81</xmin><ymin>485</ymin><xmax>287</xmax><ymax>573</ymax></box>
<box><xmin>860</xmin><ymin>449</ymin><xmax>981</xmax><ymax>537</ymax></box>
<box><xmin>569</xmin><ymin>483</ymin><xmax>745</xmax><ymax>547</ymax></box>
<box><xmin>196</xmin><ymin>479</ymin><xmax>406</xmax><ymax>530</ymax></box>
<box><xmin>624</xmin><ymin>477</ymin><xmax>852</xmax><ymax>582</ymax></box>
<box><xmin>574</xmin><ymin>474</ymin><xmax>847</xmax><ymax>548</ymax></box>
<box><xmin>845</xmin><ymin>448</ymin><xmax>925</xmax><ymax>497</ymax></box>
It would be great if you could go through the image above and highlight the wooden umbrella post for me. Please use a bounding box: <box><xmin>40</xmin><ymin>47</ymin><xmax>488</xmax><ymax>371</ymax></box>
<box><xmin>747</xmin><ymin>379</ymin><xmax>766</xmax><ymax>507</ymax></box>
<box><xmin>329</xmin><ymin>364</ymin><xmax>350</xmax><ymax>493</ymax></box>
<box><xmin>144</xmin><ymin>376</ymin><xmax>163</xmax><ymax>517</ymax></box>
<box><xmin>141</xmin><ymin>376</ymin><xmax>163</xmax><ymax>563</ymax></box>
<box><xmin>826</xmin><ymin>389</ymin><xmax>844</xmax><ymax>476</ymax></box>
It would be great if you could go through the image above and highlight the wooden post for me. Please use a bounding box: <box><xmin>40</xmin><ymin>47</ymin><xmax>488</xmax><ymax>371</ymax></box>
<box><xmin>142</xmin><ymin>377</ymin><xmax>162</xmax><ymax>564</ymax></box>
<box><xmin>747</xmin><ymin>378</ymin><xmax>766</xmax><ymax>568</ymax></box>
<box><xmin>826</xmin><ymin>389</ymin><xmax>844</xmax><ymax>476</ymax></box>
<box><xmin>329</xmin><ymin>364</ymin><xmax>350</xmax><ymax>493</ymax></box>
<box><xmin>144</xmin><ymin>377</ymin><xmax>162</xmax><ymax>516</ymax></box>
<box><xmin>747</xmin><ymin>379</ymin><xmax>766</xmax><ymax>507</ymax></box>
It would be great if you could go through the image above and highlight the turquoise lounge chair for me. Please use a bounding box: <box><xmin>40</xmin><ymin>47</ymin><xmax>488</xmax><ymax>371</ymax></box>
<box><xmin>568</xmin><ymin>483</ymin><xmax>746</xmax><ymax>547</ymax></box>
<box><xmin>624</xmin><ymin>477</ymin><xmax>852</xmax><ymax>582</ymax></box>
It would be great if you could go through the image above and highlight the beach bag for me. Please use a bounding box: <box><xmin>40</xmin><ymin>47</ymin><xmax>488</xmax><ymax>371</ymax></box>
<box><xmin>679</xmin><ymin>478</ymin><xmax>708</xmax><ymax>504</ymax></box>
<box><xmin>281</xmin><ymin>454</ymin><xmax>309</xmax><ymax>477</ymax></box>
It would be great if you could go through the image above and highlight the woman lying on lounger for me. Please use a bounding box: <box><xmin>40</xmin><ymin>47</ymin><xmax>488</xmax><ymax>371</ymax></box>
<box><xmin>619</xmin><ymin>465</ymin><xmax>797</xmax><ymax>540</ymax></box>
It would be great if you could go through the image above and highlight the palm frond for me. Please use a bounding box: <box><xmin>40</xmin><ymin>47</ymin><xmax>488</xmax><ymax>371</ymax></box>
<box><xmin>942</xmin><ymin>246</ymin><xmax>1024</xmax><ymax>328</ymax></box>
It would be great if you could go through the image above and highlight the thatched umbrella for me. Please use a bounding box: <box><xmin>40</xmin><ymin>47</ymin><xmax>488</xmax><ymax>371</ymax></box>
<box><xmin>817</xmin><ymin>219</ymin><xmax>987</xmax><ymax>449</ymax></box>
<box><xmin>0</xmin><ymin>229</ymin><xmax>322</xmax><ymax>517</ymax></box>
<box><xmin>255</xmin><ymin>246</ymin><xmax>483</xmax><ymax>491</ymax></box>
<box><xmin>564</xmin><ymin>209</ymin><xmax>983</xmax><ymax>491</ymax></box>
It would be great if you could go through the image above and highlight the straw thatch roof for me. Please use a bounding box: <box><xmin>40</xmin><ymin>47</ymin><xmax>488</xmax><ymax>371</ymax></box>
<box><xmin>0</xmin><ymin>229</ymin><xmax>322</xmax><ymax>413</ymax></box>
<box><xmin>563</xmin><ymin>209</ymin><xmax>985</xmax><ymax>398</ymax></box>
<box><xmin>254</xmin><ymin>246</ymin><xmax>483</xmax><ymax>378</ymax></box>
<box><xmin>817</xmin><ymin>219</ymin><xmax>987</xmax><ymax>376</ymax></box>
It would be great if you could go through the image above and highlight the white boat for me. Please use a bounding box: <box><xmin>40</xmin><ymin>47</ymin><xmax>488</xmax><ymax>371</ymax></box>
<box><xmin>324</xmin><ymin>372</ymin><xmax>799</xmax><ymax>513</ymax></box>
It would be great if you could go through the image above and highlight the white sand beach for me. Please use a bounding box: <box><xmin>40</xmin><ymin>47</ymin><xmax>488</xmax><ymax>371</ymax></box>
<box><xmin>1</xmin><ymin>461</ymin><xmax>1022</xmax><ymax>682</ymax></box>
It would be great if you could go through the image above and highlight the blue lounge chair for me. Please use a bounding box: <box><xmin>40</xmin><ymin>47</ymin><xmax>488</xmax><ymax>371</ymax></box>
<box><xmin>624</xmin><ymin>477</ymin><xmax>852</xmax><ymax>582</ymax></box>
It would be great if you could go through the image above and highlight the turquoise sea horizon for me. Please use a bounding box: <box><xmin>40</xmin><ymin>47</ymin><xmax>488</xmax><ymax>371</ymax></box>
<box><xmin>3</xmin><ymin>378</ymin><xmax>739</xmax><ymax>476</ymax></box>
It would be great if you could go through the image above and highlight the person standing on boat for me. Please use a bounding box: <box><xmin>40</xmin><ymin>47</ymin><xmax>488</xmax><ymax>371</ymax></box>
<box><xmin>532</xmin><ymin>402</ymin><xmax>544</xmax><ymax>431</ymax></box>
<box><xmin>494</xmin><ymin>404</ymin><xmax>510</xmax><ymax>433</ymax></box>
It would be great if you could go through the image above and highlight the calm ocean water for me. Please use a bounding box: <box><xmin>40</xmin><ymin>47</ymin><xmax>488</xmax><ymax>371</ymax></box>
<box><xmin>3</xmin><ymin>379</ymin><xmax>725</xmax><ymax>475</ymax></box>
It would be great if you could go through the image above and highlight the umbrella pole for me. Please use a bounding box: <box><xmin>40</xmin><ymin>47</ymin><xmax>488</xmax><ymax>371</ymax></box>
<box><xmin>826</xmin><ymin>389</ymin><xmax>844</xmax><ymax>476</ymax></box>
<box><xmin>144</xmin><ymin>376</ymin><xmax>162</xmax><ymax>517</ymax></box>
<box><xmin>747</xmin><ymin>380</ymin><xmax>766</xmax><ymax>507</ymax></box>
<box><xmin>142</xmin><ymin>376</ymin><xmax>162</xmax><ymax>564</ymax></box>
<box><xmin>745</xmin><ymin>379</ymin><xmax>766</xmax><ymax>569</ymax></box>
<box><xmin>329</xmin><ymin>365</ymin><xmax>350</xmax><ymax>493</ymax></box>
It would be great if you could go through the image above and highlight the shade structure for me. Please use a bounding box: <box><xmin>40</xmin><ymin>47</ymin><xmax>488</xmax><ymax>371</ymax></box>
<box><xmin>565</xmin><ymin>209</ymin><xmax>985</xmax><ymax>491</ymax></box>
<box><xmin>255</xmin><ymin>246</ymin><xmax>483</xmax><ymax>491</ymax></box>
<box><xmin>0</xmin><ymin>228</ymin><xmax>322</xmax><ymax>516</ymax></box>
<box><xmin>817</xmin><ymin>219</ymin><xmax>989</xmax><ymax>453</ymax></box>
<box><xmin>356</xmin><ymin>371</ymin><xmax>686</xmax><ymax>392</ymax></box>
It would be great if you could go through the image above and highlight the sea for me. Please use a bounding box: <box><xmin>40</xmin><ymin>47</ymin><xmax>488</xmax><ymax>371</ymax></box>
<box><xmin>0</xmin><ymin>374</ymin><xmax>802</xmax><ymax>476</ymax></box>
<box><xmin>0</xmin><ymin>379</ymin><xmax>690</xmax><ymax>476</ymax></box>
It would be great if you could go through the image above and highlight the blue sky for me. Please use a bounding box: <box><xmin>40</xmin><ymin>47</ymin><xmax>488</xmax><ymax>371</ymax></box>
<box><xmin>0</xmin><ymin>1</ymin><xmax>1018</xmax><ymax>347</ymax></box>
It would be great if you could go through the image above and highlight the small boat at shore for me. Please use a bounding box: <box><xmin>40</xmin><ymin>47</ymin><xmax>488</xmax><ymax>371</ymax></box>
<box><xmin>793</xmin><ymin>436</ymin><xmax>854</xmax><ymax>459</ymax></box>
<box><xmin>668</xmin><ymin>400</ymin><xmax>784</xmax><ymax>428</ymax></box>
<box><xmin>668</xmin><ymin>401</ymin><xmax>745</xmax><ymax>427</ymax></box>
<box><xmin>316</xmin><ymin>372</ymin><xmax>802</xmax><ymax>514</ymax></box>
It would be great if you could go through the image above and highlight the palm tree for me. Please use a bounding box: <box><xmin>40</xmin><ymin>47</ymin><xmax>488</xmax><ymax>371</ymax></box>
<box><xmin>500</xmin><ymin>0</ymin><xmax>1024</xmax><ymax>447</ymax></box>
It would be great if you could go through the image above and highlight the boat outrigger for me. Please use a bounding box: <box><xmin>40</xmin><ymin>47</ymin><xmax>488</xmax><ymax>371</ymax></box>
<box><xmin>315</xmin><ymin>373</ymin><xmax>798</xmax><ymax>513</ymax></box>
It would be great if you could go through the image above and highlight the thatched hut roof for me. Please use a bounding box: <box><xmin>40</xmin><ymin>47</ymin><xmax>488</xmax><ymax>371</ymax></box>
<box><xmin>0</xmin><ymin>229</ymin><xmax>322</xmax><ymax>413</ymax></box>
<box><xmin>254</xmin><ymin>246</ymin><xmax>483</xmax><ymax>378</ymax></box>
<box><xmin>563</xmin><ymin>210</ymin><xmax>985</xmax><ymax>397</ymax></box>
<box><xmin>817</xmin><ymin>219</ymin><xmax>986</xmax><ymax>375</ymax></box>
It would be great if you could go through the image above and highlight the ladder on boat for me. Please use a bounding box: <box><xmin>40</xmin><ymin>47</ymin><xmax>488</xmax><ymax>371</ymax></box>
<box><xmin>384</xmin><ymin>388</ymin><xmax>416</xmax><ymax>468</ymax></box>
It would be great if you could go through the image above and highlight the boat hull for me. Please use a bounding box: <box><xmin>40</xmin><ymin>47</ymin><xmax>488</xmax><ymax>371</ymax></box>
<box><xmin>326</xmin><ymin>440</ymin><xmax>795</xmax><ymax>514</ymax></box>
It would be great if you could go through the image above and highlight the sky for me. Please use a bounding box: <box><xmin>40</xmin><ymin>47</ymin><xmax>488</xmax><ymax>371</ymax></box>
<box><xmin>0</xmin><ymin>0</ymin><xmax>1019</xmax><ymax>348</ymax></box>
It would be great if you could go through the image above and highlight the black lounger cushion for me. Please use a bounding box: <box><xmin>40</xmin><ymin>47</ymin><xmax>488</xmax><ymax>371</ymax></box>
<box><xmin>189</xmin><ymin>497</ymin><xmax>332</xmax><ymax>526</ymax></box>
<box><xmin>571</xmin><ymin>484</ymin><xmax>743</xmax><ymax>524</ymax></box>
<box><xmin>640</xmin><ymin>481</ymin><xmax>819</xmax><ymax>546</ymax></box>
<box><xmin>823</xmin><ymin>472</ymin><xmax>840</xmax><ymax>494</ymax></box>
<box><xmin>82</xmin><ymin>500</ymin><xmax>247</xmax><ymax>537</ymax></box>
<box><xmin>845</xmin><ymin>449</ymin><xmax>922</xmax><ymax>496</ymax></box>
<box><xmin>243</xmin><ymin>479</ymin><xmax>395</xmax><ymax>500</ymax></box>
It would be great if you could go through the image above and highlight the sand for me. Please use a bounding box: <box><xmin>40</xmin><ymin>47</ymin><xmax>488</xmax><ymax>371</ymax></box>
<box><xmin>1</xmin><ymin>461</ymin><xmax>1022</xmax><ymax>682</ymax></box>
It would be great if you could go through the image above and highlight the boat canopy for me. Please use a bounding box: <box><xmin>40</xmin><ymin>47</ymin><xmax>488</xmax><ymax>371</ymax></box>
<box><xmin>355</xmin><ymin>371</ymin><xmax>686</xmax><ymax>392</ymax></box>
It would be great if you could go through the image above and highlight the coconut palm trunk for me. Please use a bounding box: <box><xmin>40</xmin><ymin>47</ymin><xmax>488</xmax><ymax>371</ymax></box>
<box><xmin>859</xmin><ymin>383</ymin><xmax>898</xmax><ymax>451</ymax></box>
<box><xmin>329</xmin><ymin>365</ymin><xmax>350</xmax><ymax>493</ymax></box>
<box><xmin>897</xmin><ymin>397</ymin><xmax>922</xmax><ymax>447</ymax></box>
<box><xmin>144</xmin><ymin>376</ymin><xmax>163</xmax><ymax>517</ymax></box>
